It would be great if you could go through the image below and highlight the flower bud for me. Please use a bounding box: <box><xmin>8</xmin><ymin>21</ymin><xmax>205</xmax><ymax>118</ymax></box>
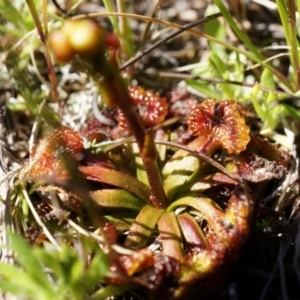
<box><xmin>47</xmin><ymin>28</ymin><xmax>74</xmax><ymax>65</ymax></box>
<box><xmin>63</xmin><ymin>19</ymin><xmax>105</xmax><ymax>56</ymax></box>
<box><xmin>105</xmin><ymin>32</ymin><xmax>120</xmax><ymax>49</ymax></box>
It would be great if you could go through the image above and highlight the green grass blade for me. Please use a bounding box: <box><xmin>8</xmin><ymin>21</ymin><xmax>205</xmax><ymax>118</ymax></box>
<box><xmin>9</xmin><ymin>232</ymin><xmax>54</xmax><ymax>292</ymax></box>
<box><xmin>212</xmin><ymin>0</ymin><xmax>264</xmax><ymax>61</ymax></box>
<box><xmin>186</xmin><ymin>79</ymin><xmax>221</xmax><ymax>99</ymax></box>
<box><xmin>209</xmin><ymin>51</ymin><xmax>234</xmax><ymax>98</ymax></box>
<box><xmin>102</xmin><ymin>0</ymin><xmax>120</xmax><ymax>34</ymax></box>
<box><xmin>0</xmin><ymin>262</ymin><xmax>53</xmax><ymax>298</ymax></box>
<box><xmin>90</xmin><ymin>285</ymin><xmax>132</xmax><ymax>300</ymax></box>
<box><xmin>116</xmin><ymin>0</ymin><xmax>135</xmax><ymax>58</ymax></box>
<box><xmin>283</xmin><ymin>104</ymin><xmax>300</xmax><ymax>120</ymax></box>
<box><xmin>84</xmin><ymin>249</ymin><xmax>109</xmax><ymax>291</ymax></box>
<box><xmin>0</xmin><ymin>0</ymin><xmax>29</xmax><ymax>30</ymax></box>
<box><xmin>276</xmin><ymin>0</ymin><xmax>290</xmax><ymax>44</ymax></box>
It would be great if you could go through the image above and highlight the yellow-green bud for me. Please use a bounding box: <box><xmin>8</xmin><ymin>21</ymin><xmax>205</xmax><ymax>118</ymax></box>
<box><xmin>47</xmin><ymin>28</ymin><xmax>74</xmax><ymax>65</ymax></box>
<box><xmin>63</xmin><ymin>19</ymin><xmax>105</xmax><ymax>56</ymax></box>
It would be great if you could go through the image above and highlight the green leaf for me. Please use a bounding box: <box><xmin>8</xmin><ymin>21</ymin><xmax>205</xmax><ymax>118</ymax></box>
<box><xmin>105</xmin><ymin>214</ymin><xmax>135</xmax><ymax>232</ymax></box>
<box><xmin>212</xmin><ymin>0</ymin><xmax>265</xmax><ymax>61</ymax></box>
<box><xmin>250</xmin><ymin>95</ymin><xmax>267</xmax><ymax>121</ymax></box>
<box><xmin>275</xmin><ymin>0</ymin><xmax>290</xmax><ymax>46</ymax></box>
<box><xmin>70</xmin><ymin>259</ymin><xmax>85</xmax><ymax>285</ymax></box>
<box><xmin>102</xmin><ymin>0</ymin><xmax>119</xmax><ymax>34</ymax></box>
<box><xmin>0</xmin><ymin>24</ymin><xmax>23</xmax><ymax>37</ymax></box>
<box><xmin>34</xmin><ymin>242</ymin><xmax>108</xmax><ymax>296</ymax></box>
<box><xmin>167</xmin><ymin>194</ymin><xmax>227</xmax><ymax>241</ymax></box>
<box><xmin>266</xmin><ymin>104</ymin><xmax>284</xmax><ymax>130</ymax></box>
<box><xmin>132</xmin><ymin>143</ymin><xmax>149</xmax><ymax>185</ymax></box>
<box><xmin>157</xmin><ymin>212</ymin><xmax>183</xmax><ymax>261</ymax></box>
<box><xmin>9</xmin><ymin>233</ymin><xmax>54</xmax><ymax>292</ymax></box>
<box><xmin>91</xmin><ymin>189</ymin><xmax>145</xmax><ymax>211</ymax></box>
<box><xmin>6</xmin><ymin>100</ymin><xmax>27</xmax><ymax>112</ymax></box>
<box><xmin>40</xmin><ymin>108</ymin><xmax>60</xmax><ymax>127</ymax></box>
<box><xmin>283</xmin><ymin>104</ymin><xmax>300</xmax><ymax>120</ymax></box>
<box><xmin>0</xmin><ymin>262</ymin><xmax>52</xmax><ymax>298</ymax></box>
<box><xmin>177</xmin><ymin>213</ymin><xmax>207</xmax><ymax>248</ymax></box>
<box><xmin>233</xmin><ymin>53</ymin><xmax>245</xmax><ymax>82</ymax></box>
<box><xmin>0</xmin><ymin>280</ymin><xmax>28</xmax><ymax>296</ymax></box>
<box><xmin>90</xmin><ymin>285</ymin><xmax>132</xmax><ymax>300</ymax></box>
<box><xmin>34</xmin><ymin>247</ymin><xmax>64</xmax><ymax>281</ymax></box>
<box><xmin>167</xmin><ymin>195</ymin><xmax>222</xmax><ymax>215</ymax></box>
<box><xmin>124</xmin><ymin>205</ymin><xmax>164</xmax><ymax>249</ymax></box>
<box><xmin>261</xmin><ymin>66</ymin><xmax>275</xmax><ymax>89</ymax></box>
<box><xmin>210</xmin><ymin>51</ymin><xmax>227</xmax><ymax>75</ymax></box>
<box><xmin>209</xmin><ymin>52</ymin><xmax>234</xmax><ymax>98</ymax></box>
<box><xmin>204</xmin><ymin>4</ymin><xmax>226</xmax><ymax>49</ymax></box>
<box><xmin>0</xmin><ymin>0</ymin><xmax>30</xmax><ymax>30</ymax></box>
<box><xmin>85</xmin><ymin>250</ymin><xmax>109</xmax><ymax>291</ymax></box>
<box><xmin>186</xmin><ymin>79</ymin><xmax>221</xmax><ymax>99</ymax></box>
<box><xmin>260</xmin><ymin>68</ymin><xmax>276</xmax><ymax>103</ymax></box>
<box><xmin>163</xmin><ymin>154</ymin><xmax>200</xmax><ymax>200</ymax></box>
<box><xmin>21</xmin><ymin>89</ymin><xmax>38</xmax><ymax>113</ymax></box>
<box><xmin>79</xmin><ymin>165</ymin><xmax>151</xmax><ymax>203</ymax></box>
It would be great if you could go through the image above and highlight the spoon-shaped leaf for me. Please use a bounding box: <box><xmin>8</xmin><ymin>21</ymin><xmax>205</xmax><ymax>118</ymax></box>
<box><xmin>163</xmin><ymin>154</ymin><xmax>201</xmax><ymax>200</ymax></box>
<box><xmin>167</xmin><ymin>195</ymin><xmax>228</xmax><ymax>243</ymax></box>
<box><xmin>124</xmin><ymin>205</ymin><xmax>164</xmax><ymax>249</ymax></box>
<box><xmin>177</xmin><ymin>213</ymin><xmax>207</xmax><ymax>248</ymax></box>
<box><xmin>79</xmin><ymin>165</ymin><xmax>150</xmax><ymax>203</ymax></box>
<box><xmin>90</xmin><ymin>189</ymin><xmax>145</xmax><ymax>211</ymax></box>
<box><xmin>157</xmin><ymin>212</ymin><xmax>184</xmax><ymax>262</ymax></box>
<box><xmin>105</xmin><ymin>215</ymin><xmax>135</xmax><ymax>233</ymax></box>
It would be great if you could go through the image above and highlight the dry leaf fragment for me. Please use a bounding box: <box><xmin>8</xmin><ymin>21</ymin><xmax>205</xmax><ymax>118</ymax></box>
<box><xmin>119</xmin><ymin>248</ymin><xmax>154</xmax><ymax>276</ymax></box>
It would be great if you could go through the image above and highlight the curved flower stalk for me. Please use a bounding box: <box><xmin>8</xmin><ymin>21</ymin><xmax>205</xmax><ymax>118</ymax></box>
<box><xmin>47</xmin><ymin>19</ymin><xmax>167</xmax><ymax>209</ymax></box>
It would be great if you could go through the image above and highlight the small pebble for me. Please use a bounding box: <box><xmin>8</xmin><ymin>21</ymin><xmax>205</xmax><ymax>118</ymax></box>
<box><xmin>178</xmin><ymin>9</ymin><xmax>198</xmax><ymax>22</ymax></box>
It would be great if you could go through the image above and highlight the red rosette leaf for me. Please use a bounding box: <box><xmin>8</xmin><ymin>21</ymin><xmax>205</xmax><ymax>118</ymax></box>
<box><xmin>187</xmin><ymin>99</ymin><xmax>250</xmax><ymax>154</ymax></box>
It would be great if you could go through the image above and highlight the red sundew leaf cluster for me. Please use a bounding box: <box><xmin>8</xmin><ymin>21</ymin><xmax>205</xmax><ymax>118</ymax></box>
<box><xmin>26</xmin><ymin>127</ymin><xmax>84</xmax><ymax>178</ymax></box>
<box><xmin>81</xmin><ymin>112</ymin><xmax>119</xmax><ymax>141</ymax></box>
<box><xmin>118</xmin><ymin>86</ymin><xmax>169</xmax><ymax>134</ymax></box>
<box><xmin>187</xmin><ymin>99</ymin><xmax>250</xmax><ymax>155</ymax></box>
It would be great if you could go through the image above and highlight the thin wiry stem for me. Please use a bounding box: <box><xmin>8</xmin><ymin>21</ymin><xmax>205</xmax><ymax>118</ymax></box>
<box><xmin>0</xmin><ymin>107</ymin><xmax>11</xmax><ymax>264</ymax></box>
<box><xmin>155</xmin><ymin>139</ymin><xmax>241</xmax><ymax>183</ymax></box>
<box><xmin>67</xmin><ymin>219</ymin><xmax>135</xmax><ymax>255</ymax></box>
<box><xmin>157</xmin><ymin>71</ymin><xmax>292</xmax><ymax>96</ymax></box>
<box><xmin>119</xmin><ymin>13</ymin><xmax>222</xmax><ymax>71</ymax></box>
<box><xmin>140</xmin><ymin>0</ymin><xmax>165</xmax><ymax>45</ymax></box>
<box><xmin>73</xmin><ymin>11</ymin><xmax>291</xmax><ymax>89</ymax></box>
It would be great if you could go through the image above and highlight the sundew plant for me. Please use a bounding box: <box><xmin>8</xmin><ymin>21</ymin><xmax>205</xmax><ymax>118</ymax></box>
<box><xmin>0</xmin><ymin>1</ymin><xmax>300</xmax><ymax>299</ymax></box>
